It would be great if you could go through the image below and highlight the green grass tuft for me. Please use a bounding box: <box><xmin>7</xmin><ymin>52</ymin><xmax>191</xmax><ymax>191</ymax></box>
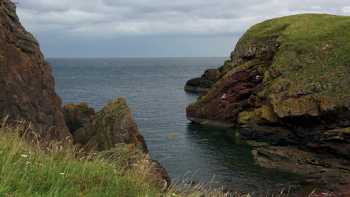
<box><xmin>0</xmin><ymin>122</ymin><xmax>161</xmax><ymax>197</ymax></box>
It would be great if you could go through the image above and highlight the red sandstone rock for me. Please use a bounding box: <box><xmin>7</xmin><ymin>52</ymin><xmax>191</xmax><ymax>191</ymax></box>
<box><xmin>0</xmin><ymin>0</ymin><xmax>71</xmax><ymax>141</ymax></box>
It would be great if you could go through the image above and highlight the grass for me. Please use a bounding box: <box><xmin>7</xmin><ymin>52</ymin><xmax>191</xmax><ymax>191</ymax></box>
<box><xmin>238</xmin><ymin>14</ymin><xmax>350</xmax><ymax>103</ymax></box>
<box><xmin>0</xmin><ymin>122</ymin><xmax>162</xmax><ymax>196</ymax></box>
<box><xmin>0</xmin><ymin>121</ymin><xmax>237</xmax><ymax>197</ymax></box>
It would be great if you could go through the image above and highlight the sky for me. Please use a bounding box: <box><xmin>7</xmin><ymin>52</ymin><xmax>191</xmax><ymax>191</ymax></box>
<box><xmin>15</xmin><ymin>0</ymin><xmax>350</xmax><ymax>58</ymax></box>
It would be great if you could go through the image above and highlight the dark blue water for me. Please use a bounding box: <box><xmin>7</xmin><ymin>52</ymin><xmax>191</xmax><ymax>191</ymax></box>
<box><xmin>49</xmin><ymin>57</ymin><xmax>299</xmax><ymax>194</ymax></box>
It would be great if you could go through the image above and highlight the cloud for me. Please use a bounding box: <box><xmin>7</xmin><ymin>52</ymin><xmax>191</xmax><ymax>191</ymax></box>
<box><xmin>13</xmin><ymin>0</ymin><xmax>350</xmax><ymax>57</ymax></box>
<box><xmin>16</xmin><ymin>0</ymin><xmax>350</xmax><ymax>38</ymax></box>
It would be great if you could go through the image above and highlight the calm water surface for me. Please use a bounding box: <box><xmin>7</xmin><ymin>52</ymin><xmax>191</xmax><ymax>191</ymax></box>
<box><xmin>50</xmin><ymin>57</ymin><xmax>300</xmax><ymax>194</ymax></box>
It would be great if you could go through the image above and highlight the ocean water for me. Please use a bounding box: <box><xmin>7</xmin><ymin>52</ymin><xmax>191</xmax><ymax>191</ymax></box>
<box><xmin>49</xmin><ymin>57</ymin><xmax>300</xmax><ymax>194</ymax></box>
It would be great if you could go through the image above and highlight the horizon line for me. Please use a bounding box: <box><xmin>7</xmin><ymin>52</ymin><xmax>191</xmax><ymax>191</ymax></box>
<box><xmin>46</xmin><ymin>56</ymin><xmax>229</xmax><ymax>59</ymax></box>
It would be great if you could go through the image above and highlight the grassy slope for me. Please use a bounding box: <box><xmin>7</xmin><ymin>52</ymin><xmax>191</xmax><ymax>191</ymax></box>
<box><xmin>0</xmin><ymin>123</ymin><xmax>232</xmax><ymax>197</ymax></box>
<box><xmin>0</xmin><ymin>124</ymin><xmax>162</xmax><ymax>197</ymax></box>
<box><xmin>240</xmin><ymin>14</ymin><xmax>350</xmax><ymax>103</ymax></box>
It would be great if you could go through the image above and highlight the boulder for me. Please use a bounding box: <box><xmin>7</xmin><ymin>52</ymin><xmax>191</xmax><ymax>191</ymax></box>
<box><xmin>0</xmin><ymin>0</ymin><xmax>70</xmax><ymax>140</ymax></box>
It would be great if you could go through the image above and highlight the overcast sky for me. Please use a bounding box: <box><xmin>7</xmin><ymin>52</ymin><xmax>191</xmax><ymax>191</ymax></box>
<box><xmin>16</xmin><ymin>0</ymin><xmax>350</xmax><ymax>58</ymax></box>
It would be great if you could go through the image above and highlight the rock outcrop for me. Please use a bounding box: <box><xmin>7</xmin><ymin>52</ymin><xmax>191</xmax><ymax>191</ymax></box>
<box><xmin>185</xmin><ymin>69</ymin><xmax>221</xmax><ymax>94</ymax></box>
<box><xmin>63</xmin><ymin>103</ymin><xmax>95</xmax><ymax>134</ymax></box>
<box><xmin>71</xmin><ymin>98</ymin><xmax>148</xmax><ymax>152</ymax></box>
<box><xmin>186</xmin><ymin>14</ymin><xmax>350</xmax><ymax>192</ymax></box>
<box><xmin>184</xmin><ymin>61</ymin><xmax>237</xmax><ymax>94</ymax></box>
<box><xmin>63</xmin><ymin>98</ymin><xmax>170</xmax><ymax>189</ymax></box>
<box><xmin>0</xmin><ymin>0</ymin><xmax>70</xmax><ymax>140</ymax></box>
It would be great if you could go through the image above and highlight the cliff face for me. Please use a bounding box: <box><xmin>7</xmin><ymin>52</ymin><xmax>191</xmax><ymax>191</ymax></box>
<box><xmin>0</xmin><ymin>0</ymin><xmax>70</xmax><ymax>140</ymax></box>
<box><xmin>186</xmin><ymin>14</ymin><xmax>350</xmax><ymax>192</ymax></box>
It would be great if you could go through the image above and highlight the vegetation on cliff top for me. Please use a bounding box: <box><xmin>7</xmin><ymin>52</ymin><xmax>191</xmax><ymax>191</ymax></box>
<box><xmin>0</xmin><ymin>122</ymin><xmax>234</xmax><ymax>197</ymax></box>
<box><xmin>189</xmin><ymin>14</ymin><xmax>350</xmax><ymax>124</ymax></box>
<box><xmin>0</xmin><ymin>123</ymin><xmax>162</xmax><ymax>196</ymax></box>
<box><xmin>240</xmin><ymin>14</ymin><xmax>350</xmax><ymax>105</ymax></box>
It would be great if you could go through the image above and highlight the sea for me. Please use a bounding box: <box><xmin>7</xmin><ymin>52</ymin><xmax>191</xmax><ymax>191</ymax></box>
<box><xmin>49</xmin><ymin>57</ymin><xmax>301</xmax><ymax>195</ymax></box>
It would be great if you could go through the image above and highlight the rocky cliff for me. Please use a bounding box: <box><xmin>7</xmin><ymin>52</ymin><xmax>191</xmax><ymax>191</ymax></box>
<box><xmin>0</xmin><ymin>0</ymin><xmax>169</xmax><ymax>191</ymax></box>
<box><xmin>63</xmin><ymin>98</ymin><xmax>170</xmax><ymax>189</ymax></box>
<box><xmin>71</xmin><ymin>98</ymin><xmax>148</xmax><ymax>152</ymax></box>
<box><xmin>186</xmin><ymin>14</ymin><xmax>350</xmax><ymax>193</ymax></box>
<box><xmin>0</xmin><ymin>0</ymin><xmax>70</xmax><ymax>140</ymax></box>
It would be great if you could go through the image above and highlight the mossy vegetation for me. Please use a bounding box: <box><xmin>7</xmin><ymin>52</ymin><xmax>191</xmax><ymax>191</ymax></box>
<box><xmin>240</xmin><ymin>14</ymin><xmax>350</xmax><ymax>106</ymax></box>
<box><xmin>238</xmin><ymin>105</ymin><xmax>277</xmax><ymax>125</ymax></box>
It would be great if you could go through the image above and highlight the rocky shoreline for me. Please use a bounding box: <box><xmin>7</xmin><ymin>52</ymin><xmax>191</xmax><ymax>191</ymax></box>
<box><xmin>3</xmin><ymin>0</ymin><xmax>350</xmax><ymax>195</ymax></box>
<box><xmin>186</xmin><ymin>14</ymin><xmax>350</xmax><ymax>195</ymax></box>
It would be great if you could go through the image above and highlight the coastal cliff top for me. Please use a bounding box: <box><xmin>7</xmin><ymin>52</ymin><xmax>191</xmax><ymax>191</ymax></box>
<box><xmin>234</xmin><ymin>14</ymin><xmax>350</xmax><ymax>102</ymax></box>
